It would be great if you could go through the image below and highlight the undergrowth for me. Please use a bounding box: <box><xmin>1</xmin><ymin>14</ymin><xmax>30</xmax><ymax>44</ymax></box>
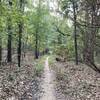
<box><xmin>34</xmin><ymin>55</ymin><xmax>47</xmax><ymax>77</ymax></box>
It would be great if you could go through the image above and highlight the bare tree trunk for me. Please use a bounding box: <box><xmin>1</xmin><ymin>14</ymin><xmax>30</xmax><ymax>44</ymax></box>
<box><xmin>35</xmin><ymin>31</ymin><xmax>39</xmax><ymax>59</ymax></box>
<box><xmin>83</xmin><ymin>1</ymin><xmax>100</xmax><ymax>73</ymax></box>
<box><xmin>7</xmin><ymin>19</ymin><xmax>12</xmax><ymax>63</ymax></box>
<box><xmin>17</xmin><ymin>0</ymin><xmax>24</xmax><ymax>67</ymax></box>
<box><xmin>7</xmin><ymin>1</ymin><xmax>12</xmax><ymax>63</ymax></box>
<box><xmin>72</xmin><ymin>1</ymin><xmax>78</xmax><ymax>65</ymax></box>
<box><xmin>0</xmin><ymin>0</ymin><xmax>2</xmax><ymax>65</ymax></box>
<box><xmin>83</xmin><ymin>2</ymin><xmax>96</xmax><ymax>64</ymax></box>
<box><xmin>34</xmin><ymin>0</ymin><xmax>42</xmax><ymax>59</ymax></box>
<box><xmin>18</xmin><ymin>23</ymin><xmax>22</xmax><ymax>67</ymax></box>
<box><xmin>0</xmin><ymin>37</ymin><xmax>2</xmax><ymax>65</ymax></box>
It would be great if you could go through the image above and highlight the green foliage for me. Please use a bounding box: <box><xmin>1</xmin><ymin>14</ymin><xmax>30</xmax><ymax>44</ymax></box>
<box><xmin>35</xmin><ymin>63</ymin><xmax>44</xmax><ymax>76</ymax></box>
<box><xmin>34</xmin><ymin>56</ymin><xmax>46</xmax><ymax>76</ymax></box>
<box><xmin>1</xmin><ymin>0</ymin><xmax>98</xmax><ymax>64</ymax></box>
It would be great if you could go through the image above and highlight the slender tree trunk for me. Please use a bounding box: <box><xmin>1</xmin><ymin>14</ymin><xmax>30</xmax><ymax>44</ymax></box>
<box><xmin>7</xmin><ymin>1</ymin><xmax>12</xmax><ymax>63</ymax></box>
<box><xmin>18</xmin><ymin>24</ymin><xmax>22</xmax><ymax>67</ymax></box>
<box><xmin>17</xmin><ymin>0</ymin><xmax>24</xmax><ymax>67</ymax></box>
<box><xmin>72</xmin><ymin>1</ymin><xmax>78</xmax><ymax>65</ymax></box>
<box><xmin>34</xmin><ymin>0</ymin><xmax>42</xmax><ymax>59</ymax></box>
<box><xmin>35</xmin><ymin>32</ymin><xmax>39</xmax><ymax>59</ymax></box>
<box><xmin>0</xmin><ymin>37</ymin><xmax>1</xmax><ymax>66</ymax></box>
<box><xmin>0</xmin><ymin>0</ymin><xmax>2</xmax><ymax>65</ymax></box>
<box><xmin>7</xmin><ymin>19</ymin><xmax>12</xmax><ymax>63</ymax></box>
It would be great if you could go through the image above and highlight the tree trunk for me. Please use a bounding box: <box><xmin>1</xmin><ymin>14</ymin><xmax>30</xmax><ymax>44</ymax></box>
<box><xmin>83</xmin><ymin>1</ymin><xmax>100</xmax><ymax>73</ymax></box>
<box><xmin>0</xmin><ymin>0</ymin><xmax>2</xmax><ymax>65</ymax></box>
<box><xmin>18</xmin><ymin>24</ymin><xmax>22</xmax><ymax>67</ymax></box>
<box><xmin>17</xmin><ymin>0</ymin><xmax>24</xmax><ymax>67</ymax></box>
<box><xmin>0</xmin><ymin>37</ymin><xmax>2</xmax><ymax>65</ymax></box>
<box><xmin>34</xmin><ymin>0</ymin><xmax>41</xmax><ymax>59</ymax></box>
<box><xmin>72</xmin><ymin>1</ymin><xmax>78</xmax><ymax>65</ymax></box>
<box><xmin>35</xmin><ymin>32</ymin><xmax>39</xmax><ymax>59</ymax></box>
<box><xmin>7</xmin><ymin>20</ymin><xmax>12</xmax><ymax>63</ymax></box>
<box><xmin>7</xmin><ymin>1</ymin><xmax>12</xmax><ymax>63</ymax></box>
<box><xmin>83</xmin><ymin>2</ymin><xmax>96</xmax><ymax>64</ymax></box>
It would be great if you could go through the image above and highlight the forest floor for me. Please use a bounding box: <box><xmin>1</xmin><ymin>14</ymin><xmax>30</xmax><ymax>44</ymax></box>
<box><xmin>0</xmin><ymin>52</ymin><xmax>45</xmax><ymax>100</ymax></box>
<box><xmin>0</xmin><ymin>54</ymin><xmax>100</xmax><ymax>100</ymax></box>
<box><xmin>50</xmin><ymin>56</ymin><xmax>100</xmax><ymax>100</ymax></box>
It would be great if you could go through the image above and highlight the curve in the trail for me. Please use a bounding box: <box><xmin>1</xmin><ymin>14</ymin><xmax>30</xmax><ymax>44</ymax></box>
<box><xmin>40</xmin><ymin>57</ymin><xmax>56</xmax><ymax>100</ymax></box>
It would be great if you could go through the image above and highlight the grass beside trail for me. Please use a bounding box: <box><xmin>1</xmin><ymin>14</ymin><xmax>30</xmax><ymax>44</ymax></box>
<box><xmin>48</xmin><ymin>55</ymin><xmax>56</xmax><ymax>65</ymax></box>
<box><xmin>34</xmin><ymin>55</ymin><xmax>48</xmax><ymax>77</ymax></box>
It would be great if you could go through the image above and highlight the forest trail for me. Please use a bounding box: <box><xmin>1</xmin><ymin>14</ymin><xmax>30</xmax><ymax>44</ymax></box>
<box><xmin>40</xmin><ymin>57</ymin><xmax>56</xmax><ymax>100</ymax></box>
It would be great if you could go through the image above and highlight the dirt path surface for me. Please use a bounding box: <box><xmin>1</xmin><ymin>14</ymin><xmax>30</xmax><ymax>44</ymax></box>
<box><xmin>40</xmin><ymin>57</ymin><xmax>56</xmax><ymax>100</ymax></box>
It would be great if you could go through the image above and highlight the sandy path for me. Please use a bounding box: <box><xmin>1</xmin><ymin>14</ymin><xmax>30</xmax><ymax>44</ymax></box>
<box><xmin>40</xmin><ymin>57</ymin><xmax>56</xmax><ymax>100</ymax></box>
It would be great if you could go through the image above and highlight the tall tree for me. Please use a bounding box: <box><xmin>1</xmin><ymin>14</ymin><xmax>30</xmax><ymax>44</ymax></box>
<box><xmin>17</xmin><ymin>0</ymin><xmax>24</xmax><ymax>67</ymax></box>
<box><xmin>71</xmin><ymin>0</ymin><xmax>78</xmax><ymax>65</ymax></box>
<box><xmin>0</xmin><ymin>37</ymin><xmax>2</xmax><ymax>65</ymax></box>
<box><xmin>0</xmin><ymin>0</ymin><xmax>2</xmax><ymax>65</ymax></box>
<box><xmin>35</xmin><ymin>0</ymin><xmax>42</xmax><ymax>59</ymax></box>
<box><xmin>83</xmin><ymin>0</ymin><xmax>98</xmax><ymax>63</ymax></box>
<box><xmin>83</xmin><ymin>0</ymin><xmax>100</xmax><ymax>72</ymax></box>
<box><xmin>7</xmin><ymin>0</ymin><xmax>12</xmax><ymax>63</ymax></box>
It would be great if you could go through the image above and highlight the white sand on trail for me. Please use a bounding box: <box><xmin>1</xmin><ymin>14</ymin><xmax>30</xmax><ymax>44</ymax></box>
<box><xmin>40</xmin><ymin>57</ymin><xmax>56</xmax><ymax>100</ymax></box>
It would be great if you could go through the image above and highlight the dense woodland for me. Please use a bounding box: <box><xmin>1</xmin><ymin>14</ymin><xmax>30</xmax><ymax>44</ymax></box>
<box><xmin>0</xmin><ymin>0</ymin><xmax>100</xmax><ymax>100</ymax></box>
